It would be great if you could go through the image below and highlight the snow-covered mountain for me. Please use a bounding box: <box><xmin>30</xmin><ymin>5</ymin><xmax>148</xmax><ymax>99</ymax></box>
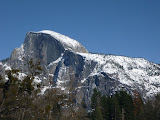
<box><xmin>78</xmin><ymin>53</ymin><xmax>160</xmax><ymax>98</ymax></box>
<box><xmin>38</xmin><ymin>30</ymin><xmax>86</xmax><ymax>52</ymax></box>
<box><xmin>1</xmin><ymin>30</ymin><xmax>160</xmax><ymax>107</ymax></box>
<box><xmin>7</xmin><ymin>30</ymin><xmax>88</xmax><ymax>68</ymax></box>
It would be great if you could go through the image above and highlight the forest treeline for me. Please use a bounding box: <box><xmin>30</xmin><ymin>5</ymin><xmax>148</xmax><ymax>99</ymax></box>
<box><xmin>89</xmin><ymin>88</ymin><xmax>160</xmax><ymax>120</ymax></box>
<box><xmin>0</xmin><ymin>60</ymin><xmax>160</xmax><ymax>120</ymax></box>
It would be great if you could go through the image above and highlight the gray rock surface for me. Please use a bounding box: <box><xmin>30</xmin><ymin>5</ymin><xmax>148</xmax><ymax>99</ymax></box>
<box><xmin>2</xmin><ymin>30</ymin><xmax>160</xmax><ymax>108</ymax></box>
<box><xmin>50</xmin><ymin>51</ymin><xmax>160</xmax><ymax>108</ymax></box>
<box><xmin>0</xmin><ymin>62</ymin><xmax>5</xmax><ymax>81</ymax></box>
<box><xmin>7</xmin><ymin>31</ymin><xmax>88</xmax><ymax>69</ymax></box>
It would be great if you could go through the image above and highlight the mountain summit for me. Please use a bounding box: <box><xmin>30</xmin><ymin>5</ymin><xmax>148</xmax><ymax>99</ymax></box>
<box><xmin>1</xmin><ymin>30</ymin><xmax>160</xmax><ymax>107</ymax></box>
<box><xmin>37</xmin><ymin>30</ymin><xmax>88</xmax><ymax>53</ymax></box>
<box><xmin>8</xmin><ymin>30</ymin><xmax>88</xmax><ymax>67</ymax></box>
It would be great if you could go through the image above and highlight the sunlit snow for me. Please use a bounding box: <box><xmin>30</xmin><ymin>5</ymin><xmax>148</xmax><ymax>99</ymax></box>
<box><xmin>78</xmin><ymin>52</ymin><xmax>160</xmax><ymax>97</ymax></box>
<box><xmin>3</xmin><ymin>64</ymin><xmax>11</xmax><ymax>70</ymax></box>
<box><xmin>15</xmin><ymin>44</ymin><xmax>24</xmax><ymax>61</ymax></box>
<box><xmin>38</xmin><ymin>30</ymin><xmax>82</xmax><ymax>50</ymax></box>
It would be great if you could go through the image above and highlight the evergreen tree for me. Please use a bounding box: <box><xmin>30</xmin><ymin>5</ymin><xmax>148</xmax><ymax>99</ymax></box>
<box><xmin>132</xmin><ymin>90</ymin><xmax>143</xmax><ymax>120</ymax></box>
<box><xmin>91</xmin><ymin>88</ymin><xmax>103</xmax><ymax>120</ymax></box>
<box><xmin>91</xmin><ymin>90</ymin><xmax>136</xmax><ymax>120</ymax></box>
<box><xmin>154</xmin><ymin>93</ymin><xmax>160</xmax><ymax>119</ymax></box>
<box><xmin>142</xmin><ymin>100</ymin><xmax>155</xmax><ymax>120</ymax></box>
<box><xmin>100</xmin><ymin>95</ymin><xmax>109</xmax><ymax>119</ymax></box>
<box><xmin>112</xmin><ymin>95</ymin><xmax>121</xmax><ymax>120</ymax></box>
<box><xmin>0</xmin><ymin>59</ymin><xmax>42</xmax><ymax>120</ymax></box>
<box><xmin>116</xmin><ymin>91</ymin><xmax>134</xmax><ymax>120</ymax></box>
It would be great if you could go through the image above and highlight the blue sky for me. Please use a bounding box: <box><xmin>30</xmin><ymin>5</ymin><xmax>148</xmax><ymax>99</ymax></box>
<box><xmin>0</xmin><ymin>0</ymin><xmax>160</xmax><ymax>63</ymax></box>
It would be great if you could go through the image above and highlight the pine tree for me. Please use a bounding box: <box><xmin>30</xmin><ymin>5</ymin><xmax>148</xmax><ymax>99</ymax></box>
<box><xmin>132</xmin><ymin>90</ymin><xmax>143</xmax><ymax>120</ymax></box>
<box><xmin>0</xmin><ymin>59</ymin><xmax>43</xmax><ymax>120</ymax></box>
<box><xmin>100</xmin><ymin>95</ymin><xmax>109</xmax><ymax>119</ymax></box>
<box><xmin>112</xmin><ymin>95</ymin><xmax>121</xmax><ymax>120</ymax></box>
<box><xmin>153</xmin><ymin>93</ymin><xmax>160</xmax><ymax>120</ymax></box>
<box><xmin>143</xmin><ymin>100</ymin><xmax>155</xmax><ymax>120</ymax></box>
<box><xmin>91</xmin><ymin>88</ymin><xmax>103</xmax><ymax>120</ymax></box>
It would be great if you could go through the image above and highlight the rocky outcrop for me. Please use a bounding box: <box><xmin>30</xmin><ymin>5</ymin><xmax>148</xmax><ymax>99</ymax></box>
<box><xmin>2</xmin><ymin>30</ymin><xmax>160</xmax><ymax>108</ymax></box>
<box><xmin>7</xmin><ymin>30</ymin><xmax>88</xmax><ymax>69</ymax></box>
<box><xmin>0</xmin><ymin>62</ymin><xmax>5</xmax><ymax>81</ymax></box>
<box><xmin>23</xmin><ymin>32</ymin><xmax>65</xmax><ymax>65</ymax></box>
<box><xmin>51</xmin><ymin>51</ymin><xmax>160</xmax><ymax>106</ymax></box>
<box><xmin>38</xmin><ymin>30</ymin><xmax>88</xmax><ymax>53</ymax></box>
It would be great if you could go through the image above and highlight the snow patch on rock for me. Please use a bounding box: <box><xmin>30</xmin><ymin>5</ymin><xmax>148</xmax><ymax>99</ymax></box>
<box><xmin>78</xmin><ymin>52</ymin><xmax>160</xmax><ymax>97</ymax></box>
<box><xmin>3</xmin><ymin>64</ymin><xmax>11</xmax><ymax>70</ymax></box>
<box><xmin>38</xmin><ymin>30</ymin><xmax>82</xmax><ymax>50</ymax></box>
<box><xmin>15</xmin><ymin>44</ymin><xmax>25</xmax><ymax>61</ymax></box>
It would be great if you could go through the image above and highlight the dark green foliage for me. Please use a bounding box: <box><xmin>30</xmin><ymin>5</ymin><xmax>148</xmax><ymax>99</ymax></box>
<box><xmin>90</xmin><ymin>89</ymin><xmax>160</xmax><ymax>120</ymax></box>
<box><xmin>90</xmin><ymin>88</ymin><xmax>103</xmax><ymax>120</ymax></box>
<box><xmin>142</xmin><ymin>100</ymin><xmax>155</xmax><ymax>120</ymax></box>
<box><xmin>141</xmin><ymin>93</ymin><xmax>160</xmax><ymax>120</ymax></box>
<box><xmin>100</xmin><ymin>95</ymin><xmax>109</xmax><ymax>119</ymax></box>
<box><xmin>90</xmin><ymin>89</ymin><xmax>135</xmax><ymax>120</ymax></box>
<box><xmin>91</xmin><ymin>88</ymin><xmax>101</xmax><ymax>109</ymax></box>
<box><xmin>116</xmin><ymin>91</ymin><xmax>134</xmax><ymax>120</ymax></box>
<box><xmin>0</xmin><ymin>75</ymin><xmax>3</xmax><ymax>80</ymax></box>
<box><xmin>0</xmin><ymin>59</ymin><xmax>42</xmax><ymax>120</ymax></box>
<box><xmin>110</xmin><ymin>95</ymin><xmax>121</xmax><ymax>120</ymax></box>
<box><xmin>1</xmin><ymin>58</ymin><xmax>160</xmax><ymax>119</ymax></box>
<box><xmin>95</xmin><ymin>105</ymin><xmax>103</xmax><ymax>120</ymax></box>
<box><xmin>23</xmin><ymin>58</ymin><xmax>43</xmax><ymax>76</ymax></box>
<box><xmin>0</xmin><ymin>69</ymin><xmax>33</xmax><ymax>119</ymax></box>
<box><xmin>0</xmin><ymin>59</ymin><xmax>87</xmax><ymax>120</ymax></box>
<box><xmin>0</xmin><ymin>75</ymin><xmax>4</xmax><ymax>88</ymax></box>
<box><xmin>20</xmin><ymin>76</ymin><xmax>34</xmax><ymax>95</ymax></box>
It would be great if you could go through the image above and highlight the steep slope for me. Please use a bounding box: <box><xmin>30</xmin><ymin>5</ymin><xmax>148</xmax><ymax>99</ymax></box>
<box><xmin>0</xmin><ymin>62</ymin><xmax>5</xmax><ymax>81</ymax></box>
<box><xmin>50</xmin><ymin>51</ymin><xmax>160</xmax><ymax>105</ymax></box>
<box><xmin>6</xmin><ymin>30</ymin><xmax>88</xmax><ymax>69</ymax></box>
<box><xmin>78</xmin><ymin>53</ymin><xmax>160</xmax><ymax>97</ymax></box>
<box><xmin>1</xmin><ymin>30</ymin><xmax>160</xmax><ymax>107</ymax></box>
<box><xmin>38</xmin><ymin>30</ymin><xmax>88</xmax><ymax>53</ymax></box>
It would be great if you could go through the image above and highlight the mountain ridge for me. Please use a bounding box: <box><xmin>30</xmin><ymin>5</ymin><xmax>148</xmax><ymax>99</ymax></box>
<box><xmin>1</xmin><ymin>30</ymin><xmax>160</xmax><ymax>107</ymax></box>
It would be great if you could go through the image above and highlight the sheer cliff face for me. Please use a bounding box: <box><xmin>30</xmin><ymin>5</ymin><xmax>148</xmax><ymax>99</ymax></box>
<box><xmin>8</xmin><ymin>30</ymin><xmax>88</xmax><ymax>68</ymax></box>
<box><xmin>51</xmin><ymin>51</ymin><xmax>160</xmax><ymax>104</ymax></box>
<box><xmin>0</xmin><ymin>62</ymin><xmax>5</xmax><ymax>81</ymax></box>
<box><xmin>2</xmin><ymin>30</ymin><xmax>160</xmax><ymax>106</ymax></box>
<box><xmin>23</xmin><ymin>32</ymin><xmax>65</xmax><ymax>65</ymax></box>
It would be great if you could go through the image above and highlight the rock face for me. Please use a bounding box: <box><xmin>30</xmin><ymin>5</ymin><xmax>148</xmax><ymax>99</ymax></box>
<box><xmin>51</xmin><ymin>51</ymin><xmax>160</xmax><ymax>106</ymax></box>
<box><xmin>0</xmin><ymin>62</ymin><xmax>5</xmax><ymax>81</ymax></box>
<box><xmin>24</xmin><ymin>32</ymin><xmax>65</xmax><ymax>65</ymax></box>
<box><xmin>2</xmin><ymin>30</ymin><xmax>160</xmax><ymax>108</ymax></box>
<box><xmin>7</xmin><ymin>30</ymin><xmax>88</xmax><ymax>69</ymax></box>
